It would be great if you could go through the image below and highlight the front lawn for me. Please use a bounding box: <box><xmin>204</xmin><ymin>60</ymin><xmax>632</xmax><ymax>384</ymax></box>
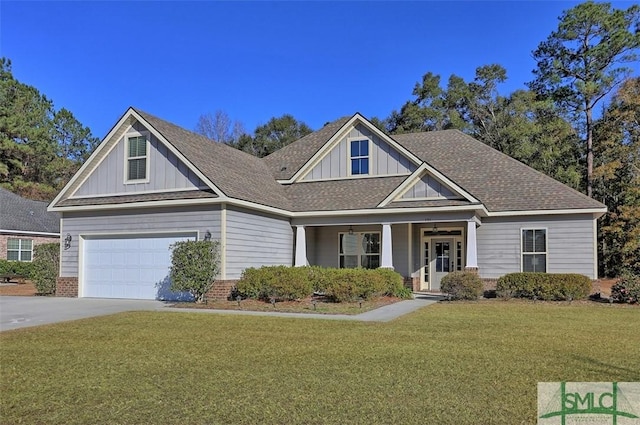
<box><xmin>1</xmin><ymin>303</ymin><xmax>638</xmax><ymax>424</ymax></box>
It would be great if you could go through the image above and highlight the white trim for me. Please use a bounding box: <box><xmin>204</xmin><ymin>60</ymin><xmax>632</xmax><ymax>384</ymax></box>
<box><xmin>347</xmin><ymin>136</ymin><xmax>372</xmax><ymax>177</ymax></box>
<box><xmin>285</xmin><ymin>113</ymin><xmax>422</xmax><ymax>184</ymax></box>
<box><xmin>378</xmin><ymin>163</ymin><xmax>479</xmax><ymax>207</ymax></box>
<box><xmin>593</xmin><ymin>219</ymin><xmax>598</xmax><ymax>279</ymax></box>
<box><xmin>78</xmin><ymin>230</ymin><xmax>199</xmax><ymax>298</ymax></box>
<box><xmin>220</xmin><ymin>203</ymin><xmax>227</xmax><ymax>280</ymax></box>
<box><xmin>294</xmin><ymin>225</ymin><xmax>308</xmax><ymax>266</ymax></box>
<box><xmin>407</xmin><ymin>223</ymin><xmax>412</xmax><ymax>281</ymax></box>
<box><xmin>465</xmin><ymin>221</ymin><xmax>478</xmax><ymax>268</ymax></box>
<box><xmin>58</xmin><ymin>217</ymin><xmax>64</xmax><ymax>275</ymax></box>
<box><xmin>338</xmin><ymin>230</ymin><xmax>381</xmax><ymax>269</ymax></box>
<box><xmin>381</xmin><ymin>223</ymin><xmax>393</xmax><ymax>269</ymax></box>
<box><xmin>70</xmin><ymin>186</ymin><xmax>211</xmax><ymax>200</ymax></box>
<box><xmin>0</xmin><ymin>229</ymin><xmax>60</xmax><ymax>237</ymax></box>
<box><xmin>285</xmin><ymin>172</ymin><xmax>412</xmax><ymax>184</ymax></box>
<box><xmin>123</xmin><ymin>131</ymin><xmax>151</xmax><ymax>184</ymax></box>
<box><xmin>486</xmin><ymin>208</ymin><xmax>606</xmax><ymax>217</ymax></box>
<box><xmin>520</xmin><ymin>227</ymin><xmax>548</xmax><ymax>273</ymax></box>
<box><xmin>50</xmin><ymin>108</ymin><xmax>228</xmax><ymax>211</ymax></box>
<box><xmin>393</xmin><ymin>196</ymin><xmax>463</xmax><ymax>202</ymax></box>
<box><xmin>293</xmin><ymin>204</ymin><xmax>484</xmax><ymax>218</ymax></box>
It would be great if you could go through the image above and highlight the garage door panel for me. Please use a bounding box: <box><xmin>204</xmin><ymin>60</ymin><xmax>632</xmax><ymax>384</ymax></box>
<box><xmin>82</xmin><ymin>233</ymin><xmax>196</xmax><ymax>300</ymax></box>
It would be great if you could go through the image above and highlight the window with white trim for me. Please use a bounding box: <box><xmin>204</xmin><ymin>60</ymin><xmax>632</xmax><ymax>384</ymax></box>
<box><xmin>521</xmin><ymin>229</ymin><xmax>547</xmax><ymax>272</ymax></box>
<box><xmin>7</xmin><ymin>238</ymin><xmax>33</xmax><ymax>262</ymax></box>
<box><xmin>127</xmin><ymin>135</ymin><xmax>147</xmax><ymax>181</ymax></box>
<box><xmin>350</xmin><ymin>139</ymin><xmax>369</xmax><ymax>175</ymax></box>
<box><xmin>339</xmin><ymin>232</ymin><xmax>380</xmax><ymax>269</ymax></box>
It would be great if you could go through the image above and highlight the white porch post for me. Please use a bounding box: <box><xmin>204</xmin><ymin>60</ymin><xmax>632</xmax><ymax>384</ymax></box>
<box><xmin>465</xmin><ymin>221</ymin><xmax>478</xmax><ymax>270</ymax></box>
<box><xmin>381</xmin><ymin>223</ymin><xmax>394</xmax><ymax>269</ymax></box>
<box><xmin>294</xmin><ymin>225</ymin><xmax>308</xmax><ymax>267</ymax></box>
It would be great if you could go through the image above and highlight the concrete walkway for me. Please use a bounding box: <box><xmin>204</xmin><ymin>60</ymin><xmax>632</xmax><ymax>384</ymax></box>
<box><xmin>0</xmin><ymin>293</ymin><xmax>443</xmax><ymax>331</ymax></box>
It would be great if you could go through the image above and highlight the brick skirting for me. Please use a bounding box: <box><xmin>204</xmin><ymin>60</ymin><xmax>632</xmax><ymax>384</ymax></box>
<box><xmin>205</xmin><ymin>280</ymin><xmax>238</xmax><ymax>301</ymax></box>
<box><xmin>56</xmin><ymin>277</ymin><xmax>78</xmax><ymax>297</ymax></box>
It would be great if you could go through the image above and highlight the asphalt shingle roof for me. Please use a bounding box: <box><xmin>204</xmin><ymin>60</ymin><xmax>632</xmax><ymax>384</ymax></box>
<box><xmin>56</xmin><ymin>189</ymin><xmax>217</xmax><ymax>207</ymax></box>
<box><xmin>284</xmin><ymin>177</ymin><xmax>408</xmax><ymax>211</ymax></box>
<box><xmin>0</xmin><ymin>188</ymin><xmax>60</xmax><ymax>234</ymax></box>
<box><xmin>263</xmin><ymin>116</ymin><xmax>352</xmax><ymax>180</ymax></box>
<box><xmin>134</xmin><ymin>109</ymin><xmax>292</xmax><ymax>211</ymax></box>
<box><xmin>393</xmin><ymin>130</ymin><xmax>605</xmax><ymax>212</ymax></box>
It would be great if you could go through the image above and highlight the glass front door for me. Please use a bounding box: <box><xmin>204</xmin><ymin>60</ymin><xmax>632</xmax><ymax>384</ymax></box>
<box><xmin>432</xmin><ymin>239</ymin><xmax>453</xmax><ymax>291</ymax></box>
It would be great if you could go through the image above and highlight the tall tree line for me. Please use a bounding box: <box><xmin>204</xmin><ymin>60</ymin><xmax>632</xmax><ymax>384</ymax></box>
<box><xmin>0</xmin><ymin>58</ymin><xmax>99</xmax><ymax>201</ymax></box>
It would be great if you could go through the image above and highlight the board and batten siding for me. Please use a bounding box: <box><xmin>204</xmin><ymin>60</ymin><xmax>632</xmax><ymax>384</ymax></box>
<box><xmin>476</xmin><ymin>214</ymin><xmax>597</xmax><ymax>279</ymax></box>
<box><xmin>401</xmin><ymin>174</ymin><xmax>456</xmax><ymax>199</ymax></box>
<box><xmin>73</xmin><ymin>122</ymin><xmax>204</xmax><ymax>197</ymax></box>
<box><xmin>60</xmin><ymin>205</ymin><xmax>221</xmax><ymax>277</ymax></box>
<box><xmin>302</xmin><ymin>123</ymin><xmax>416</xmax><ymax>181</ymax></box>
<box><xmin>224</xmin><ymin>206</ymin><xmax>293</xmax><ymax>279</ymax></box>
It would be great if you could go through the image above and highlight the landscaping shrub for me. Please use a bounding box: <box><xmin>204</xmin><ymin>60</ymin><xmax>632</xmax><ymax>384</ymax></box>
<box><xmin>610</xmin><ymin>270</ymin><xmax>640</xmax><ymax>304</ymax></box>
<box><xmin>0</xmin><ymin>259</ymin><xmax>35</xmax><ymax>279</ymax></box>
<box><xmin>169</xmin><ymin>240</ymin><xmax>221</xmax><ymax>303</ymax></box>
<box><xmin>440</xmin><ymin>271</ymin><xmax>483</xmax><ymax>300</ymax></box>
<box><xmin>236</xmin><ymin>266</ymin><xmax>314</xmax><ymax>301</ymax></box>
<box><xmin>31</xmin><ymin>243</ymin><xmax>60</xmax><ymax>295</ymax></box>
<box><xmin>496</xmin><ymin>272</ymin><xmax>591</xmax><ymax>301</ymax></box>
<box><xmin>236</xmin><ymin>266</ymin><xmax>411</xmax><ymax>303</ymax></box>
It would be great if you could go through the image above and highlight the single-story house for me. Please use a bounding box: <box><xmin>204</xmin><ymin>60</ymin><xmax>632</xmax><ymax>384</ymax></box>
<box><xmin>48</xmin><ymin>107</ymin><xmax>606</xmax><ymax>299</ymax></box>
<box><xmin>1</xmin><ymin>187</ymin><xmax>60</xmax><ymax>262</ymax></box>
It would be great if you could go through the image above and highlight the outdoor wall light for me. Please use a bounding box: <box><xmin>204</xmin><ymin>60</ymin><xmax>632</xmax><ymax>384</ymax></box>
<box><xmin>204</xmin><ymin>230</ymin><xmax>212</xmax><ymax>241</ymax></box>
<box><xmin>64</xmin><ymin>233</ymin><xmax>72</xmax><ymax>250</ymax></box>
<box><xmin>348</xmin><ymin>225</ymin><xmax>354</xmax><ymax>235</ymax></box>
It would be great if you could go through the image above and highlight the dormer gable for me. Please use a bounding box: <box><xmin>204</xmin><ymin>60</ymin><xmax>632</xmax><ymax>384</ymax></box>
<box><xmin>378</xmin><ymin>162</ymin><xmax>479</xmax><ymax>207</ymax></box>
<box><xmin>275</xmin><ymin>113</ymin><xmax>421</xmax><ymax>184</ymax></box>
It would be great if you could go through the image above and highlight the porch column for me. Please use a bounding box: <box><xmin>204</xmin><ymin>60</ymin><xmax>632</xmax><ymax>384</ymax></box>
<box><xmin>294</xmin><ymin>225</ymin><xmax>308</xmax><ymax>267</ymax></box>
<box><xmin>465</xmin><ymin>221</ymin><xmax>478</xmax><ymax>271</ymax></box>
<box><xmin>381</xmin><ymin>223</ymin><xmax>394</xmax><ymax>269</ymax></box>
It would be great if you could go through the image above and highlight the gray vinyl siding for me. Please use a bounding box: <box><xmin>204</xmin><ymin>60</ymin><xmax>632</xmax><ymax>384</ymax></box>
<box><xmin>302</xmin><ymin>123</ymin><xmax>416</xmax><ymax>181</ymax></box>
<box><xmin>74</xmin><ymin>122</ymin><xmax>204</xmax><ymax>197</ymax></box>
<box><xmin>225</xmin><ymin>206</ymin><xmax>293</xmax><ymax>279</ymax></box>
<box><xmin>401</xmin><ymin>174</ymin><xmax>456</xmax><ymax>199</ymax></box>
<box><xmin>59</xmin><ymin>205</ymin><xmax>221</xmax><ymax>277</ymax></box>
<box><xmin>476</xmin><ymin>214</ymin><xmax>596</xmax><ymax>279</ymax></box>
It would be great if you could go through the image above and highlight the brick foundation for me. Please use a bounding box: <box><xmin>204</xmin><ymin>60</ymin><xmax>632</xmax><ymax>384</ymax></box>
<box><xmin>56</xmin><ymin>277</ymin><xmax>78</xmax><ymax>297</ymax></box>
<box><xmin>205</xmin><ymin>280</ymin><xmax>238</xmax><ymax>301</ymax></box>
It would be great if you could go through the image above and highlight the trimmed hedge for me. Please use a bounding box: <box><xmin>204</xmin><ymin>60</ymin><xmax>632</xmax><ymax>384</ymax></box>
<box><xmin>169</xmin><ymin>240</ymin><xmax>221</xmax><ymax>303</ymax></box>
<box><xmin>31</xmin><ymin>243</ymin><xmax>60</xmax><ymax>295</ymax></box>
<box><xmin>440</xmin><ymin>271</ymin><xmax>483</xmax><ymax>300</ymax></box>
<box><xmin>496</xmin><ymin>272</ymin><xmax>592</xmax><ymax>301</ymax></box>
<box><xmin>0</xmin><ymin>259</ymin><xmax>35</xmax><ymax>279</ymax></box>
<box><xmin>610</xmin><ymin>271</ymin><xmax>640</xmax><ymax>304</ymax></box>
<box><xmin>236</xmin><ymin>266</ymin><xmax>412</xmax><ymax>302</ymax></box>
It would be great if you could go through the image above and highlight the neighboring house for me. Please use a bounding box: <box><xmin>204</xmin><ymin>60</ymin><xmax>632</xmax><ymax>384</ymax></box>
<box><xmin>0</xmin><ymin>188</ymin><xmax>60</xmax><ymax>263</ymax></box>
<box><xmin>48</xmin><ymin>107</ymin><xmax>606</xmax><ymax>299</ymax></box>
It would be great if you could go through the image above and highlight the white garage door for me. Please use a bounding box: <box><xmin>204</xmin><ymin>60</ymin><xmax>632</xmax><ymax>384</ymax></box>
<box><xmin>82</xmin><ymin>233</ymin><xmax>196</xmax><ymax>300</ymax></box>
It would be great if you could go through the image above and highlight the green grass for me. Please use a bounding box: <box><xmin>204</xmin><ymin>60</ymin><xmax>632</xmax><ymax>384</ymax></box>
<box><xmin>1</xmin><ymin>302</ymin><xmax>638</xmax><ymax>425</ymax></box>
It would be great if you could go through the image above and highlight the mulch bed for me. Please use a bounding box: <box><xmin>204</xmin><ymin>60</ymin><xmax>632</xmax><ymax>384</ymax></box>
<box><xmin>0</xmin><ymin>281</ymin><xmax>37</xmax><ymax>296</ymax></box>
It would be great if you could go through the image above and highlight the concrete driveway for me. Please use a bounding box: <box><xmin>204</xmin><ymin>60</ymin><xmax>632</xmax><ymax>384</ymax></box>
<box><xmin>0</xmin><ymin>296</ymin><xmax>165</xmax><ymax>332</ymax></box>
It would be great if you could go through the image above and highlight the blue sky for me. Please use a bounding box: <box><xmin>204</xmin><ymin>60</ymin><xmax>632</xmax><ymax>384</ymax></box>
<box><xmin>1</xmin><ymin>1</ymin><xmax>638</xmax><ymax>139</ymax></box>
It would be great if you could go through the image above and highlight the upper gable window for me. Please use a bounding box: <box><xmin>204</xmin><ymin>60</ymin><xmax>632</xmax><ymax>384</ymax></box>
<box><xmin>350</xmin><ymin>139</ymin><xmax>369</xmax><ymax>175</ymax></box>
<box><xmin>126</xmin><ymin>135</ymin><xmax>148</xmax><ymax>182</ymax></box>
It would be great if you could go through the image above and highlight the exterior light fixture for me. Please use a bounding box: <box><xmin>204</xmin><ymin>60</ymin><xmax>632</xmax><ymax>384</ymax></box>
<box><xmin>64</xmin><ymin>233</ymin><xmax>72</xmax><ymax>250</ymax></box>
<box><xmin>204</xmin><ymin>230</ymin><xmax>212</xmax><ymax>241</ymax></box>
<box><xmin>432</xmin><ymin>224</ymin><xmax>438</xmax><ymax>233</ymax></box>
<box><xmin>348</xmin><ymin>226</ymin><xmax>354</xmax><ymax>235</ymax></box>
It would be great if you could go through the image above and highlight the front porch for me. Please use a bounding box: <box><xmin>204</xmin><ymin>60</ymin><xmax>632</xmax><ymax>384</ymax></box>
<box><xmin>292</xmin><ymin>216</ymin><xmax>479</xmax><ymax>292</ymax></box>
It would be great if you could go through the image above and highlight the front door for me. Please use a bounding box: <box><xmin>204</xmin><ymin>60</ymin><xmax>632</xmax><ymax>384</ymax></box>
<box><xmin>431</xmin><ymin>238</ymin><xmax>453</xmax><ymax>291</ymax></box>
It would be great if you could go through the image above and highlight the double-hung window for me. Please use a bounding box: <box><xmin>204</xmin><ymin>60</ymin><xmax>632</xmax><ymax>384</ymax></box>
<box><xmin>127</xmin><ymin>135</ymin><xmax>148</xmax><ymax>181</ymax></box>
<box><xmin>350</xmin><ymin>140</ymin><xmax>369</xmax><ymax>175</ymax></box>
<box><xmin>521</xmin><ymin>229</ymin><xmax>547</xmax><ymax>272</ymax></box>
<box><xmin>339</xmin><ymin>232</ymin><xmax>380</xmax><ymax>269</ymax></box>
<box><xmin>7</xmin><ymin>238</ymin><xmax>33</xmax><ymax>262</ymax></box>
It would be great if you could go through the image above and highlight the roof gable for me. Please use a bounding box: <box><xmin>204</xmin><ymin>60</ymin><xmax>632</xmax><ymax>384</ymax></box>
<box><xmin>263</xmin><ymin>113</ymin><xmax>421</xmax><ymax>183</ymax></box>
<box><xmin>394</xmin><ymin>130</ymin><xmax>605</xmax><ymax>213</ymax></box>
